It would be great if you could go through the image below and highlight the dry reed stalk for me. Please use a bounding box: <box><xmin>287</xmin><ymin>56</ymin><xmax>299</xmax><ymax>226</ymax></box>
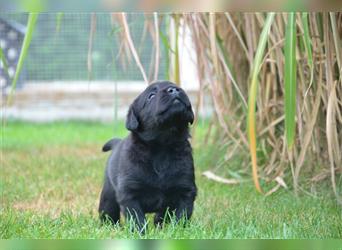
<box><xmin>121</xmin><ymin>13</ymin><xmax>148</xmax><ymax>84</ymax></box>
<box><xmin>153</xmin><ymin>12</ymin><xmax>160</xmax><ymax>81</ymax></box>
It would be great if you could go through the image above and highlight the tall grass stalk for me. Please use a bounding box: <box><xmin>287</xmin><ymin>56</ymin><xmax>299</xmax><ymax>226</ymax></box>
<box><xmin>7</xmin><ymin>13</ymin><xmax>38</xmax><ymax>105</ymax></box>
<box><xmin>172</xmin><ymin>14</ymin><xmax>180</xmax><ymax>85</ymax></box>
<box><xmin>0</xmin><ymin>47</ymin><xmax>9</xmax><ymax>77</ymax></box>
<box><xmin>247</xmin><ymin>13</ymin><xmax>275</xmax><ymax>193</ymax></box>
<box><xmin>284</xmin><ymin>13</ymin><xmax>297</xmax><ymax>151</ymax></box>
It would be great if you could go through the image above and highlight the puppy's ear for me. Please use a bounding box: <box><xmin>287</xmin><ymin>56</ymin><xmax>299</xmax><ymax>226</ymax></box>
<box><xmin>126</xmin><ymin>105</ymin><xmax>139</xmax><ymax>131</ymax></box>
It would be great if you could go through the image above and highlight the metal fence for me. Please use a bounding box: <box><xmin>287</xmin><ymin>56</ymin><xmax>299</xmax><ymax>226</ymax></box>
<box><xmin>0</xmin><ymin>13</ymin><xmax>168</xmax><ymax>83</ymax></box>
<box><xmin>1</xmin><ymin>13</ymin><xmax>209</xmax><ymax>121</ymax></box>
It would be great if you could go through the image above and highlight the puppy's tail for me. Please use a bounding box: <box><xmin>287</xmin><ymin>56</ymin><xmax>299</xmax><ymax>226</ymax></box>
<box><xmin>102</xmin><ymin>138</ymin><xmax>121</xmax><ymax>152</ymax></box>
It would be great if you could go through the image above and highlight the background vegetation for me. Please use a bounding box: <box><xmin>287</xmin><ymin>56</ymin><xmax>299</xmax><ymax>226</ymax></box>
<box><xmin>115</xmin><ymin>12</ymin><xmax>342</xmax><ymax>201</ymax></box>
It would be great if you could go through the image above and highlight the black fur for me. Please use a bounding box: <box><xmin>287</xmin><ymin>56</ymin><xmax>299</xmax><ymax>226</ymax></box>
<box><xmin>98</xmin><ymin>81</ymin><xmax>197</xmax><ymax>232</ymax></box>
<box><xmin>102</xmin><ymin>139</ymin><xmax>121</xmax><ymax>152</ymax></box>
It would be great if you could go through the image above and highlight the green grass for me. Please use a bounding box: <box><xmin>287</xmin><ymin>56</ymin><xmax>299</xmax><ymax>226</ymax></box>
<box><xmin>1</xmin><ymin>121</ymin><xmax>341</xmax><ymax>239</ymax></box>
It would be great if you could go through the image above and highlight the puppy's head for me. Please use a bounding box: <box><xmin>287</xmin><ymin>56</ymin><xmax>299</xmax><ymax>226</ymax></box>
<box><xmin>126</xmin><ymin>81</ymin><xmax>194</xmax><ymax>139</ymax></box>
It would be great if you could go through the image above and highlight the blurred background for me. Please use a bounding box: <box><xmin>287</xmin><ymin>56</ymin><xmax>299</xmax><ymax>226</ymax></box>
<box><xmin>0</xmin><ymin>13</ymin><xmax>211</xmax><ymax>122</ymax></box>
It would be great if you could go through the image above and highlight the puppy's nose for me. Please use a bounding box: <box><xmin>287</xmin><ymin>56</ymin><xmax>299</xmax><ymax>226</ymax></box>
<box><xmin>167</xmin><ymin>87</ymin><xmax>179</xmax><ymax>95</ymax></box>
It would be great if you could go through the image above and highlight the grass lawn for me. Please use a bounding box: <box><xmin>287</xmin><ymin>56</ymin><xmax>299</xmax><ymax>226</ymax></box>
<box><xmin>1</xmin><ymin>121</ymin><xmax>341</xmax><ymax>239</ymax></box>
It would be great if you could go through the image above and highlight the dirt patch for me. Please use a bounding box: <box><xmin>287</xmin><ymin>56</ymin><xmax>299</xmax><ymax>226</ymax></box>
<box><xmin>11</xmin><ymin>184</ymin><xmax>102</xmax><ymax>218</ymax></box>
<box><xmin>2</xmin><ymin>145</ymin><xmax>106</xmax><ymax>167</ymax></box>
<box><xmin>12</xmin><ymin>195</ymin><xmax>100</xmax><ymax>218</ymax></box>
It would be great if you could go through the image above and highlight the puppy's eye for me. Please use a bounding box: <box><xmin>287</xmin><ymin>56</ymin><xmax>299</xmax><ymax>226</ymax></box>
<box><xmin>148</xmin><ymin>93</ymin><xmax>155</xmax><ymax>100</ymax></box>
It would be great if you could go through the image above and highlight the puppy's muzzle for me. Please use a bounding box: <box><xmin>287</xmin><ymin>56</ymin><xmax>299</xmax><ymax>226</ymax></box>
<box><xmin>167</xmin><ymin>87</ymin><xmax>180</xmax><ymax>96</ymax></box>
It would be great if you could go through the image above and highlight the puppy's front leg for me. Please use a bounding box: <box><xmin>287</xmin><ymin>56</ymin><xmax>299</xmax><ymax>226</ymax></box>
<box><xmin>174</xmin><ymin>196</ymin><xmax>195</xmax><ymax>223</ymax></box>
<box><xmin>122</xmin><ymin>201</ymin><xmax>146</xmax><ymax>233</ymax></box>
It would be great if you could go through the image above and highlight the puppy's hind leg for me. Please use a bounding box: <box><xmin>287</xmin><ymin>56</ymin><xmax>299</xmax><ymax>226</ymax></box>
<box><xmin>98</xmin><ymin>177</ymin><xmax>120</xmax><ymax>225</ymax></box>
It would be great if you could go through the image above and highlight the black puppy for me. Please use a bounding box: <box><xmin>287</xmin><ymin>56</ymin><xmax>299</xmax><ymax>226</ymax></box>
<box><xmin>98</xmin><ymin>80</ymin><xmax>197</xmax><ymax>231</ymax></box>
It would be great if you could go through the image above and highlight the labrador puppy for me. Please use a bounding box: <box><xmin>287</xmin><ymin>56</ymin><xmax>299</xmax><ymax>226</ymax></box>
<box><xmin>98</xmin><ymin>80</ymin><xmax>197</xmax><ymax>231</ymax></box>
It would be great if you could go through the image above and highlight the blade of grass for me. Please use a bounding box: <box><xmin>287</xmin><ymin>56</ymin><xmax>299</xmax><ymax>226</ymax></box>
<box><xmin>301</xmin><ymin>13</ymin><xmax>314</xmax><ymax>98</ymax></box>
<box><xmin>160</xmin><ymin>28</ymin><xmax>171</xmax><ymax>81</ymax></box>
<box><xmin>208</xmin><ymin>13</ymin><xmax>234</xmax><ymax>138</ymax></box>
<box><xmin>56</xmin><ymin>12</ymin><xmax>64</xmax><ymax>32</ymax></box>
<box><xmin>0</xmin><ymin>47</ymin><xmax>9</xmax><ymax>78</ymax></box>
<box><xmin>7</xmin><ymin>12</ymin><xmax>39</xmax><ymax>105</ymax></box>
<box><xmin>216</xmin><ymin>34</ymin><xmax>248</xmax><ymax>109</ymax></box>
<box><xmin>326</xmin><ymin>82</ymin><xmax>341</xmax><ymax>203</ymax></box>
<box><xmin>159</xmin><ymin>15</ymin><xmax>172</xmax><ymax>81</ymax></box>
<box><xmin>172</xmin><ymin>14</ymin><xmax>180</xmax><ymax>85</ymax></box>
<box><xmin>295</xmin><ymin>66</ymin><xmax>322</xmax><ymax>185</ymax></box>
<box><xmin>87</xmin><ymin>13</ymin><xmax>96</xmax><ymax>80</ymax></box>
<box><xmin>224</xmin><ymin>12</ymin><xmax>250</xmax><ymax>64</ymax></box>
<box><xmin>247</xmin><ymin>12</ymin><xmax>275</xmax><ymax>194</ymax></box>
<box><xmin>329</xmin><ymin>12</ymin><xmax>342</xmax><ymax>77</ymax></box>
<box><xmin>284</xmin><ymin>12</ymin><xmax>297</xmax><ymax>149</ymax></box>
<box><xmin>324</xmin><ymin>13</ymin><xmax>341</xmax><ymax>203</ymax></box>
<box><xmin>153</xmin><ymin>12</ymin><xmax>160</xmax><ymax>81</ymax></box>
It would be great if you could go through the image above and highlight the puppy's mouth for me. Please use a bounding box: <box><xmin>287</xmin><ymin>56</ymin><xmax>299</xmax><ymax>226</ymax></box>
<box><xmin>157</xmin><ymin>96</ymin><xmax>187</xmax><ymax>115</ymax></box>
<box><xmin>172</xmin><ymin>97</ymin><xmax>185</xmax><ymax>105</ymax></box>
<box><xmin>153</xmin><ymin>94</ymin><xmax>193</xmax><ymax>127</ymax></box>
